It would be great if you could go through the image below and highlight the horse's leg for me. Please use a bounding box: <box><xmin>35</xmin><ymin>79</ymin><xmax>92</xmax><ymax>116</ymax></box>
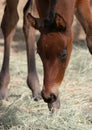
<box><xmin>76</xmin><ymin>0</ymin><xmax>92</xmax><ymax>54</ymax></box>
<box><xmin>0</xmin><ymin>0</ymin><xmax>19</xmax><ymax>100</ymax></box>
<box><xmin>23</xmin><ymin>0</ymin><xmax>41</xmax><ymax>100</ymax></box>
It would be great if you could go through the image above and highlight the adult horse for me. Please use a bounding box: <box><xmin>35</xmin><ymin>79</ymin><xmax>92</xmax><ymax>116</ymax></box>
<box><xmin>0</xmin><ymin>0</ymin><xmax>92</xmax><ymax>112</ymax></box>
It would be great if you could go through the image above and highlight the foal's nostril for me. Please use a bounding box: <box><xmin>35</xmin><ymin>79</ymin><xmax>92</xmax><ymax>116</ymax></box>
<box><xmin>50</xmin><ymin>93</ymin><xmax>57</xmax><ymax>103</ymax></box>
<box><xmin>41</xmin><ymin>90</ymin><xmax>57</xmax><ymax>103</ymax></box>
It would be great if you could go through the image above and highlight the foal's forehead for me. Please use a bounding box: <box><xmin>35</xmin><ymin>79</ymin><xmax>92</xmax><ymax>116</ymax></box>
<box><xmin>38</xmin><ymin>32</ymin><xmax>67</xmax><ymax>55</ymax></box>
<box><xmin>40</xmin><ymin>32</ymin><xmax>67</xmax><ymax>46</ymax></box>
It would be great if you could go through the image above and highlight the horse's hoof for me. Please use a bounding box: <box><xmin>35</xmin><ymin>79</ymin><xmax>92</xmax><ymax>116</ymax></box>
<box><xmin>0</xmin><ymin>88</ymin><xmax>8</xmax><ymax>101</ymax></box>
<box><xmin>33</xmin><ymin>93</ymin><xmax>42</xmax><ymax>101</ymax></box>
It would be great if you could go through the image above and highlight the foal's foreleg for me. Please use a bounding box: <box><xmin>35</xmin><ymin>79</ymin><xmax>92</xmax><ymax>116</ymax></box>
<box><xmin>76</xmin><ymin>0</ymin><xmax>92</xmax><ymax>54</ymax></box>
<box><xmin>0</xmin><ymin>3</ymin><xmax>19</xmax><ymax>99</ymax></box>
<box><xmin>23</xmin><ymin>0</ymin><xmax>41</xmax><ymax>100</ymax></box>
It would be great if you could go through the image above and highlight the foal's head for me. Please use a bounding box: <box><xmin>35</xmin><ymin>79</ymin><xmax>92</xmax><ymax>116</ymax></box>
<box><xmin>27</xmin><ymin>9</ymin><xmax>72</xmax><ymax>110</ymax></box>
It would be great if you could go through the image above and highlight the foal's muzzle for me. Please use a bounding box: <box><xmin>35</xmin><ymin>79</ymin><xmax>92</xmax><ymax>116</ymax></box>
<box><xmin>41</xmin><ymin>90</ymin><xmax>57</xmax><ymax>103</ymax></box>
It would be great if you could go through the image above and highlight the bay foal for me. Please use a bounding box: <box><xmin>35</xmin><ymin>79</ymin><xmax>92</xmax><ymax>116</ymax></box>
<box><xmin>0</xmin><ymin>0</ymin><xmax>92</xmax><ymax>111</ymax></box>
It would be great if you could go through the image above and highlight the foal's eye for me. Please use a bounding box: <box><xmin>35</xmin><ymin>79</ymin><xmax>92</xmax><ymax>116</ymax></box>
<box><xmin>58</xmin><ymin>48</ymin><xmax>67</xmax><ymax>61</ymax></box>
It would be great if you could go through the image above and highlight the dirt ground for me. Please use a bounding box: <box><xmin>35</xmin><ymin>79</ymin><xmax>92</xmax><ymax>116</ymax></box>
<box><xmin>0</xmin><ymin>1</ymin><xmax>92</xmax><ymax>130</ymax></box>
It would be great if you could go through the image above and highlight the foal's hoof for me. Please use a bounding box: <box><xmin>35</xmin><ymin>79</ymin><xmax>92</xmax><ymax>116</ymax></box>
<box><xmin>0</xmin><ymin>99</ymin><xmax>10</xmax><ymax>107</ymax></box>
<box><xmin>48</xmin><ymin>97</ymin><xmax>60</xmax><ymax>113</ymax></box>
<box><xmin>33</xmin><ymin>93</ymin><xmax>42</xmax><ymax>101</ymax></box>
<box><xmin>0</xmin><ymin>88</ymin><xmax>8</xmax><ymax>101</ymax></box>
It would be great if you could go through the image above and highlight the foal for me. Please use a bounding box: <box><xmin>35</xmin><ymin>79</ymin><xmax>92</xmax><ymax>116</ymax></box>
<box><xmin>27</xmin><ymin>0</ymin><xmax>92</xmax><ymax>111</ymax></box>
<box><xmin>0</xmin><ymin>0</ymin><xmax>92</xmax><ymax>111</ymax></box>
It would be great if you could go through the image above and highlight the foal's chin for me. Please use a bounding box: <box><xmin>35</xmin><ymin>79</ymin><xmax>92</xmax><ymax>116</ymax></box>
<box><xmin>48</xmin><ymin>96</ymin><xmax>60</xmax><ymax>113</ymax></box>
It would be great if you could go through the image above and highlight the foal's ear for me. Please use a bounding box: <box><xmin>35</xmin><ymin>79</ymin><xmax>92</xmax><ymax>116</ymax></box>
<box><xmin>55</xmin><ymin>13</ymin><xmax>66</xmax><ymax>31</ymax></box>
<box><xmin>27</xmin><ymin>13</ymin><xmax>44</xmax><ymax>30</ymax></box>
